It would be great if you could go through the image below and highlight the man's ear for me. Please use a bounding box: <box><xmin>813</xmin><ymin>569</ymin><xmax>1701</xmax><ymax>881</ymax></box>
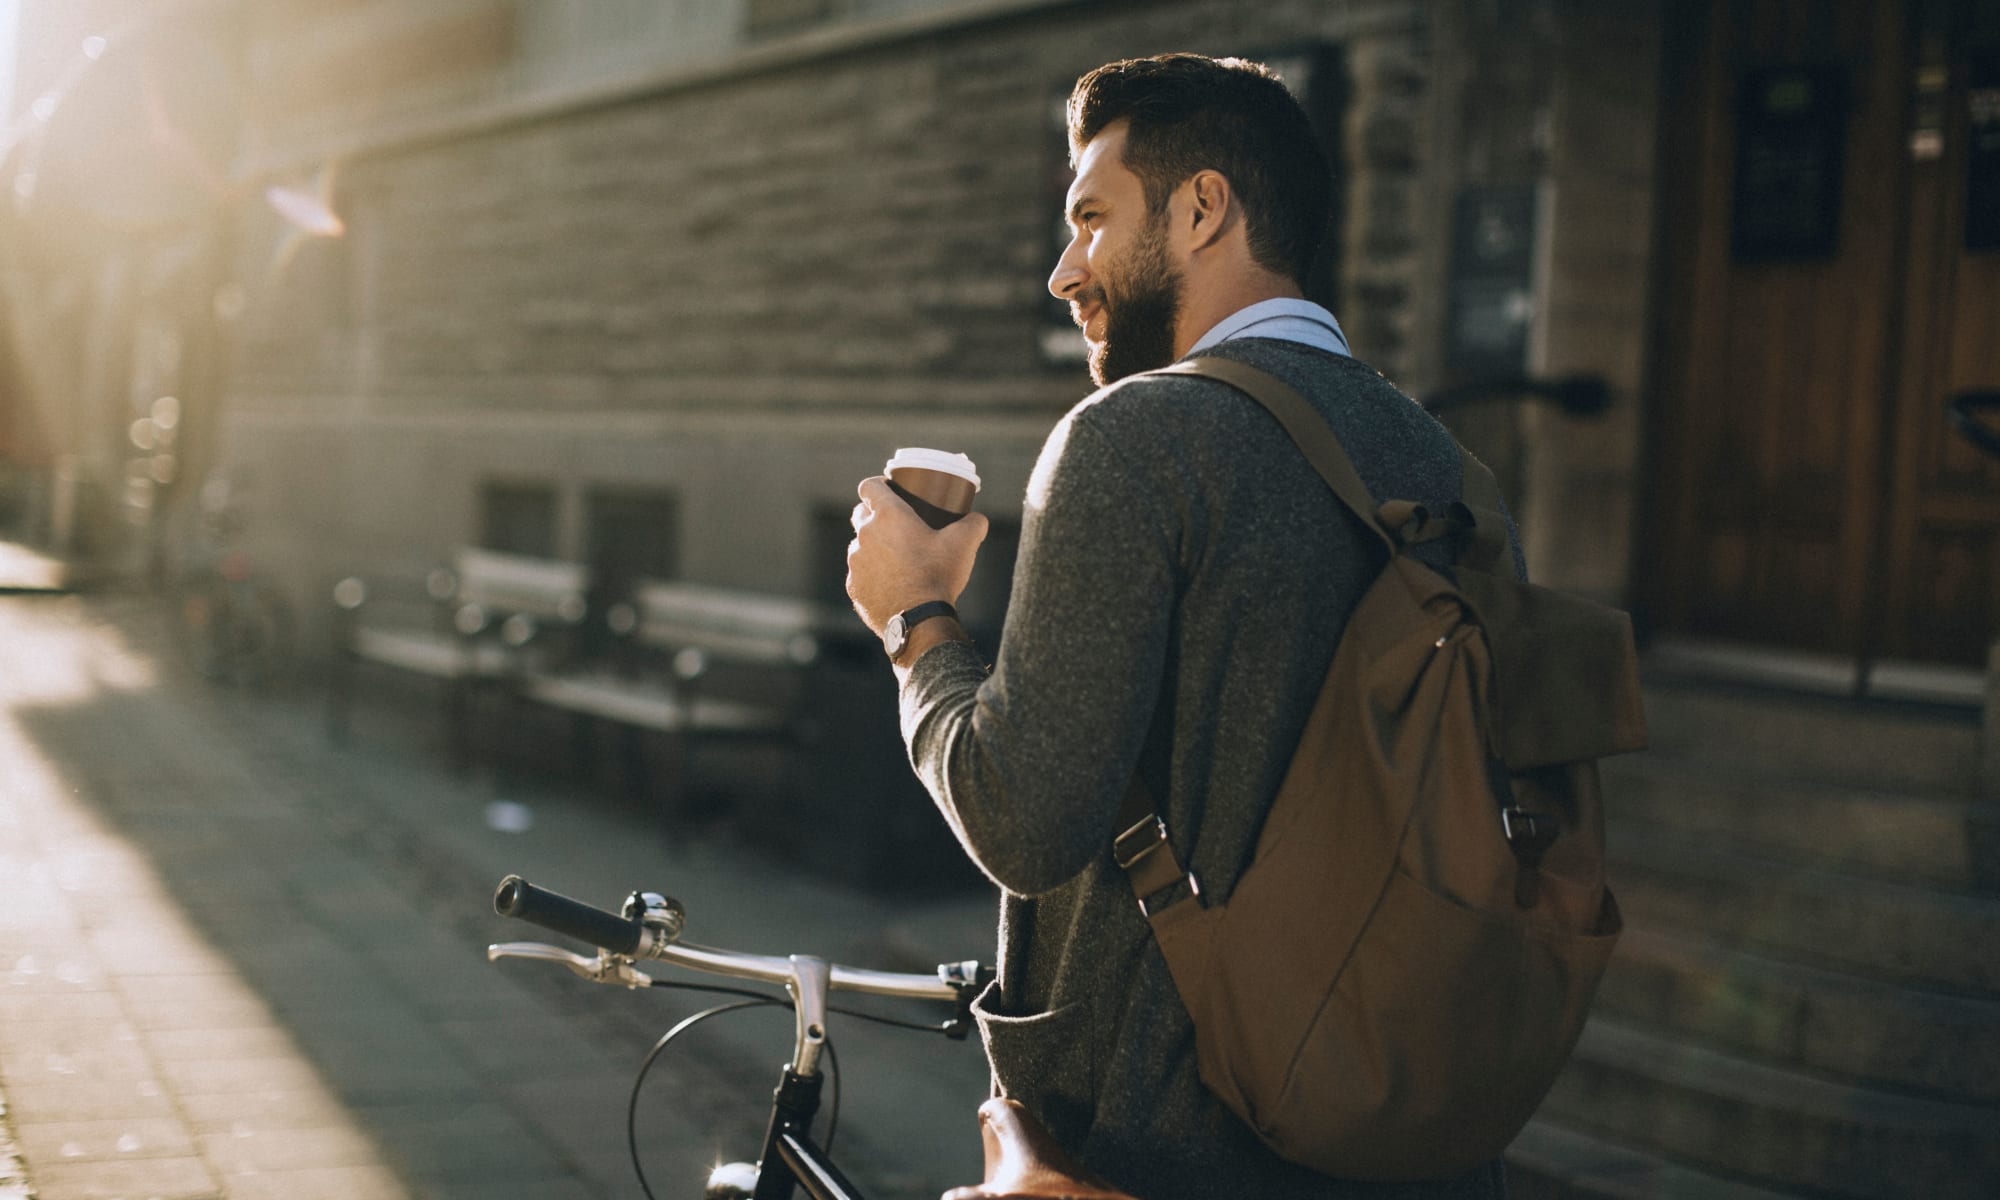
<box><xmin>1183</xmin><ymin>169</ymin><xmax>1235</xmax><ymax>253</ymax></box>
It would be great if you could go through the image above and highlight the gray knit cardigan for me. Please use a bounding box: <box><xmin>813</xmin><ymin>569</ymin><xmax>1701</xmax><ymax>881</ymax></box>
<box><xmin>900</xmin><ymin>338</ymin><xmax>1513</xmax><ymax>1200</ymax></box>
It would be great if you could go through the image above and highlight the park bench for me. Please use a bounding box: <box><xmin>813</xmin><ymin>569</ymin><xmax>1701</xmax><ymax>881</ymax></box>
<box><xmin>327</xmin><ymin>546</ymin><xmax>589</xmax><ymax>766</ymax></box>
<box><xmin>514</xmin><ymin>578</ymin><xmax>848</xmax><ymax>820</ymax></box>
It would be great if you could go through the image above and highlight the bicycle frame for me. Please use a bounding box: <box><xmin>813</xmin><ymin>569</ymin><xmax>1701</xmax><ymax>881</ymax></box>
<box><xmin>486</xmin><ymin>875</ymin><xmax>984</xmax><ymax>1200</ymax></box>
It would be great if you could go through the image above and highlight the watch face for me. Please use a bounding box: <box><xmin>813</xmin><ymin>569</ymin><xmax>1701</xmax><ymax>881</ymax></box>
<box><xmin>883</xmin><ymin>614</ymin><xmax>907</xmax><ymax>656</ymax></box>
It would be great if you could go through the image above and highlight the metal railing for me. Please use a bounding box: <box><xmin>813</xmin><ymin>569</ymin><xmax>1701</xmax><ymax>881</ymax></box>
<box><xmin>1422</xmin><ymin>374</ymin><xmax>1610</xmax><ymax>418</ymax></box>
<box><xmin>1947</xmin><ymin>390</ymin><xmax>2000</xmax><ymax>460</ymax></box>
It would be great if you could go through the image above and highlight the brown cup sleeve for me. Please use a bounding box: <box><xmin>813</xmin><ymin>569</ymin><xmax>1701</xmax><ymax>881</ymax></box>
<box><xmin>886</xmin><ymin>479</ymin><xmax>966</xmax><ymax>530</ymax></box>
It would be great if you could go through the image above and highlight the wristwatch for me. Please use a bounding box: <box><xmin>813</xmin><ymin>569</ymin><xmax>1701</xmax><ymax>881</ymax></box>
<box><xmin>883</xmin><ymin>600</ymin><xmax>958</xmax><ymax>660</ymax></box>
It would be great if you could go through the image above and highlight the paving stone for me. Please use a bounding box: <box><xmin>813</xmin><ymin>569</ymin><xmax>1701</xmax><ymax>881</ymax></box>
<box><xmin>156</xmin><ymin>1055</ymin><xmax>328</xmax><ymax>1097</ymax></box>
<box><xmin>25</xmin><ymin>1154</ymin><xmax>218</xmax><ymax>1200</ymax></box>
<box><xmin>241</xmin><ymin>966</ymin><xmax>409</xmax><ymax>1017</ymax></box>
<box><xmin>0</xmin><ymin>993</ymin><xmax>123</xmax><ymax>1026</ymax></box>
<box><xmin>428</xmin><ymin>1015</ymin><xmax>621</xmax><ymax>1081</ymax></box>
<box><xmin>302</xmin><ymin>1040</ymin><xmax>484</xmax><ymax>1107</ymax></box>
<box><xmin>175</xmin><ymin>1089</ymin><xmax>355</xmax><ymax>1135</ymax></box>
<box><xmin>0</xmin><ymin>898</ymin><xmax>78</xmax><ymax>934</ymax></box>
<box><xmin>139</xmin><ymin>1026</ymin><xmax>299</xmax><ymax>1063</ymax></box>
<box><xmin>217</xmin><ymin>1163</ymin><xmax>410</xmax><ymax>1200</ymax></box>
<box><xmin>351</xmin><ymin>1099</ymin><xmax>572</xmax><ymax>1184</ymax></box>
<box><xmin>492</xmin><ymin>1073</ymin><xmax>640</xmax><ymax>1180</ymax></box>
<box><xmin>84</xmin><ymin>929</ymin><xmax>233</xmax><ymax>978</ymax></box>
<box><xmin>0</xmin><ymin>1080</ymin><xmax>178</xmax><ymax>1125</ymax></box>
<box><xmin>0</xmin><ymin>952</ymin><xmax>110</xmax><ymax>994</ymax></box>
<box><xmin>0</xmin><ymin>1038</ymin><xmax>154</xmax><ymax>1087</ymax></box>
<box><xmin>14</xmin><ymin>1116</ymin><xmax>198</xmax><ymax>1163</ymax></box>
<box><xmin>195</xmin><ymin>1124</ymin><xmax>382</xmax><ymax>1175</ymax></box>
<box><xmin>0</xmin><ymin>1017</ymin><xmax>143</xmax><ymax>1062</ymax></box>
<box><xmin>112</xmin><ymin>974</ymin><xmax>270</xmax><ymax>1030</ymax></box>
<box><xmin>418</xmin><ymin>1176</ymin><xmax>600</xmax><ymax>1200</ymax></box>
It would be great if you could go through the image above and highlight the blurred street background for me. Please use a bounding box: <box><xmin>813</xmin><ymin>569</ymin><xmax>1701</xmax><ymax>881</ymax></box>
<box><xmin>0</xmin><ymin>586</ymin><xmax>996</xmax><ymax>1199</ymax></box>
<box><xmin>0</xmin><ymin>1</ymin><xmax>1997</xmax><ymax>1198</ymax></box>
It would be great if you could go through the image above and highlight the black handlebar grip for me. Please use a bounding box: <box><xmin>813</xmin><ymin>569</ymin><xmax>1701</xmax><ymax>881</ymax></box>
<box><xmin>493</xmin><ymin>875</ymin><xmax>646</xmax><ymax>956</ymax></box>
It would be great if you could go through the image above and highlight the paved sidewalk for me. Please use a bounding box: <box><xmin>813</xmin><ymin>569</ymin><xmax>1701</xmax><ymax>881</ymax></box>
<box><xmin>0</xmin><ymin>592</ymin><xmax>997</xmax><ymax>1199</ymax></box>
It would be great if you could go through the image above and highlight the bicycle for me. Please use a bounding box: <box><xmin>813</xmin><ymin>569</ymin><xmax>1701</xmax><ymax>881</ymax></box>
<box><xmin>491</xmin><ymin>874</ymin><xmax>1008</xmax><ymax>1199</ymax></box>
<box><xmin>170</xmin><ymin>474</ymin><xmax>292</xmax><ymax>687</ymax></box>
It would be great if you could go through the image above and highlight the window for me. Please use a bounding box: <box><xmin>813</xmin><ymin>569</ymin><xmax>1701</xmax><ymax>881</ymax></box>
<box><xmin>586</xmin><ymin>486</ymin><xmax>679</xmax><ymax>605</ymax></box>
<box><xmin>479</xmin><ymin>481</ymin><xmax>559</xmax><ymax>558</ymax></box>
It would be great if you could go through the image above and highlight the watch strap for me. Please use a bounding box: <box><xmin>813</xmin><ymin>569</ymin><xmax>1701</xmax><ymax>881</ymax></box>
<box><xmin>895</xmin><ymin>600</ymin><xmax>958</xmax><ymax>635</ymax></box>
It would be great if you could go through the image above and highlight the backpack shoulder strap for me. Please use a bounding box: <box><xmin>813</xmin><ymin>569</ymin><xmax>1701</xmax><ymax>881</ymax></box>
<box><xmin>1113</xmin><ymin>355</ymin><xmax>1402</xmax><ymax>919</ymax></box>
<box><xmin>1154</xmin><ymin>358</ymin><xmax>1395</xmax><ymax>559</ymax></box>
<box><xmin>1454</xmin><ymin>446</ymin><xmax>1513</xmax><ymax>577</ymax></box>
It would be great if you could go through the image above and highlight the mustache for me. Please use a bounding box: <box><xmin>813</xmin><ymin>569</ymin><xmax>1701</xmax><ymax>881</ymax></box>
<box><xmin>1069</xmin><ymin>287</ymin><xmax>1106</xmax><ymax>327</ymax></box>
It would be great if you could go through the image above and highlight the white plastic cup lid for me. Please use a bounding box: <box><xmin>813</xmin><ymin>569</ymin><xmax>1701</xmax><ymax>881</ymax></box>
<box><xmin>885</xmin><ymin>448</ymin><xmax>980</xmax><ymax>490</ymax></box>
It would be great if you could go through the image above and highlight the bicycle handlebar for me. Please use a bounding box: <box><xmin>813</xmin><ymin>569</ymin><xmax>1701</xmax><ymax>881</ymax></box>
<box><xmin>490</xmin><ymin>874</ymin><xmax>977</xmax><ymax>1004</ymax></box>
<box><xmin>495</xmin><ymin>875</ymin><xmax>651</xmax><ymax>956</ymax></box>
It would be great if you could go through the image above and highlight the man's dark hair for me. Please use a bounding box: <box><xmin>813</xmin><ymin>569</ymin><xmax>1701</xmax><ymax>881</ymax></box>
<box><xmin>1067</xmin><ymin>53</ymin><xmax>1332</xmax><ymax>286</ymax></box>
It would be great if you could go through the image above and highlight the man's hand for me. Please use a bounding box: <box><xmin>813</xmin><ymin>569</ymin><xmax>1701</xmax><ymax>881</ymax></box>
<box><xmin>846</xmin><ymin>476</ymin><xmax>989</xmax><ymax>638</ymax></box>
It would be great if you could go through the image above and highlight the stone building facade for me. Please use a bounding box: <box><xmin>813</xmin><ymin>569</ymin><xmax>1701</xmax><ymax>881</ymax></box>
<box><xmin>197</xmin><ymin>0</ymin><xmax>1656</xmax><ymax>629</ymax></box>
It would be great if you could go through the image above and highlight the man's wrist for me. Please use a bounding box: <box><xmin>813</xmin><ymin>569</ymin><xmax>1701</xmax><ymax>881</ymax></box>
<box><xmin>891</xmin><ymin>616</ymin><xmax>973</xmax><ymax>669</ymax></box>
<box><xmin>883</xmin><ymin>599</ymin><xmax>956</xmax><ymax>658</ymax></box>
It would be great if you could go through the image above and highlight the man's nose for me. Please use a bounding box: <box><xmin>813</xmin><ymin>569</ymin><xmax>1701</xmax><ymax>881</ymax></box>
<box><xmin>1047</xmin><ymin>239</ymin><xmax>1087</xmax><ymax>301</ymax></box>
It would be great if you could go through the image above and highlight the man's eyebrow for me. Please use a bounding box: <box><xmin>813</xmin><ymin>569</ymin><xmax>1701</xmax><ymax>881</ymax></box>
<box><xmin>1066</xmin><ymin>193</ymin><xmax>1103</xmax><ymax>225</ymax></box>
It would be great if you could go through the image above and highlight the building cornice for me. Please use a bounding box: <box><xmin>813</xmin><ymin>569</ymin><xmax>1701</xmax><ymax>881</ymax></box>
<box><xmin>235</xmin><ymin>0</ymin><xmax>1095</xmax><ymax>183</ymax></box>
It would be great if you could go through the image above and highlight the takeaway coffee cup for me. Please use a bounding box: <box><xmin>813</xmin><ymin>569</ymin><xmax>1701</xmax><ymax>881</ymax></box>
<box><xmin>885</xmin><ymin>448</ymin><xmax>980</xmax><ymax>529</ymax></box>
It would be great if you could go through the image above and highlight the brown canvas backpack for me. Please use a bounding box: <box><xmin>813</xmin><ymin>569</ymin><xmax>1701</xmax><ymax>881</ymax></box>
<box><xmin>1113</xmin><ymin>357</ymin><xmax>1647</xmax><ymax>1182</ymax></box>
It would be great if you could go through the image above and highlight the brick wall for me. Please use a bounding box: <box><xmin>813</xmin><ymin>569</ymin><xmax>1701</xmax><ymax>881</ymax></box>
<box><xmin>222</xmin><ymin>0</ymin><xmax>1452</xmax><ymax>617</ymax></box>
<box><xmin>1524</xmin><ymin>1</ymin><xmax>1658</xmax><ymax>603</ymax></box>
<box><xmin>1411</xmin><ymin>0</ymin><xmax>1658</xmax><ymax>603</ymax></box>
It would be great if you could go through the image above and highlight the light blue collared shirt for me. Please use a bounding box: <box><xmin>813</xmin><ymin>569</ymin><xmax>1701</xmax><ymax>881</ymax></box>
<box><xmin>1186</xmin><ymin>297</ymin><xmax>1351</xmax><ymax>357</ymax></box>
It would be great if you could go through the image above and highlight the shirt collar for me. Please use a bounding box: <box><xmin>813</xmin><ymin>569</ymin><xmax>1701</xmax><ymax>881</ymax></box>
<box><xmin>1186</xmin><ymin>297</ymin><xmax>1352</xmax><ymax>357</ymax></box>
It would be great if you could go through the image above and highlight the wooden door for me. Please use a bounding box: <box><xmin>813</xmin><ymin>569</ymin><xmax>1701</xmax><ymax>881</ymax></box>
<box><xmin>1875</xmin><ymin>1</ymin><xmax>2000</xmax><ymax>664</ymax></box>
<box><xmin>1648</xmin><ymin>0</ymin><xmax>2000</xmax><ymax>668</ymax></box>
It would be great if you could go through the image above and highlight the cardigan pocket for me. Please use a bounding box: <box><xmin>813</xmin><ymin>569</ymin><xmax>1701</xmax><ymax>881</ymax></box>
<box><xmin>971</xmin><ymin>982</ymin><xmax>1098</xmax><ymax>1150</ymax></box>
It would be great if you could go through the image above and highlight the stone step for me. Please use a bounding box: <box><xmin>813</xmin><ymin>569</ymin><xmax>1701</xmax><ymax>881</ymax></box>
<box><xmin>1636</xmin><ymin>679</ymin><xmax>1982</xmax><ymax>798</ymax></box>
<box><xmin>1595</xmin><ymin>925</ymin><xmax>2000</xmax><ymax>1103</ymax></box>
<box><xmin>1540</xmin><ymin>1017</ymin><xmax>2000</xmax><ymax>1200</ymax></box>
<box><xmin>1607</xmin><ymin>824</ymin><xmax>2000</xmax><ymax>995</ymax></box>
<box><xmin>1506</xmin><ymin>1116</ymin><xmax>1805</xmax><ymax>1199</ymax></box>
<box><xmin>1603</xmin><ymin>754</ymin><xmax>2000</xmax><ymax>894</ymax></box>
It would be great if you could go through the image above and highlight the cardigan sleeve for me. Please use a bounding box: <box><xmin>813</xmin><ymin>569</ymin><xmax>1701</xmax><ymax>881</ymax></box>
<box><xmin>899</xmin><ymin>403</ymin><xmax>1180</xmax><ymax>897</ymax></box>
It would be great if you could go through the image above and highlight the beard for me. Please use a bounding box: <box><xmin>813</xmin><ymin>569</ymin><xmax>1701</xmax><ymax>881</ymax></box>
<box><xmin>1086</xmin><ymin>220</ymin><xmax>1183</xmax><ymax>386</ymax></box>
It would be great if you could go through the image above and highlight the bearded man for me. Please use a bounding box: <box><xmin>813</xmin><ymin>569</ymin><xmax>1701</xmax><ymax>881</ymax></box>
<box><xmin>847</xmin><ymin>53</ymin><xmax>1513</xmax><ymax>1200</ymax></box>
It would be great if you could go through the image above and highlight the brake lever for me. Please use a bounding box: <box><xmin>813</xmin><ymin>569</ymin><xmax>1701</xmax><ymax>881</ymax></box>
<box><xmin>487</xmin><ymin>941</ymin><xmax>657</xmax><ymax>989</ymax></box>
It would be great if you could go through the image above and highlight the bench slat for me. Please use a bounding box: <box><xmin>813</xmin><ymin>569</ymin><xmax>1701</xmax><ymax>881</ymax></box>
<box><xmin>636</xmin><ymin>581</ymin><xmax>821</xmax><ymax>632</ymax></box>
<box><xmin>351</xmin><ymin>627</ymin><xmax>511</xmax><ymax>679</ymax></box>
<box><xmin>453</xmin><ymin>547</ymin><xmax>588</xmax><ymax>619</ymax></box>
<box><xmin>519</xmin><ymin>672</ymin><xmax>789</xmax><ymax>734</ymax></box>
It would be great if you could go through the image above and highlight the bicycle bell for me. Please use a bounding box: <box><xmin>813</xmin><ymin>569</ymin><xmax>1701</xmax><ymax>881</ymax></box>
<box><xmin>622</xmin><ymin>890</ymin><xmax>685</xmax><ymax>943</ymax></box>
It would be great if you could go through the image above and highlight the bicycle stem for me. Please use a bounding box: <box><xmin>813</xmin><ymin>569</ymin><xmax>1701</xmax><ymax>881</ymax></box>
<box><xmin>786</xmin><ymin>956</ymin><xmax>831</xmax><ymax>1078</ymax></box>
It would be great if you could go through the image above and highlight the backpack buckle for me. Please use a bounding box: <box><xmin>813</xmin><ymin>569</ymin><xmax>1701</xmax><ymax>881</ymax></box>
<box><xmin>1500</xmin><ymin>807</ymin><xmax>1559</xmax><ymax>866</ymax></box>
<box><xmin>1113</xmin><ymin>815</ymin><xmax>1170</xmax><ymax>869</ymax></box>
<box><xmin>1113</xmin><ymin>815</ymin><xmax>1203</xmax><ymax>916</ymax></box>
<box><xmin>1502</xmin><ymin>807</ymin><xmax>1559</xmax><ymax>909</ymax></box>
<box><xmin>1137</xmin><ymin>873</ymin><xmax>1203</xmax><ymax>918</ymax></box>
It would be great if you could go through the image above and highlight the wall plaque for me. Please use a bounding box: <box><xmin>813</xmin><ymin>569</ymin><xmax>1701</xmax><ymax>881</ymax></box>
<box><xmin>1731</xmin><ymin>67</ymin><xmax>1848</xmax><ymax>262</ymax></box>
<box><xmin>1444</xmin><ymin>185</ymin><xmax>1538</xmax><ymax>376</ymax></box>
<box><xmin>1967</xmin><ymin>51</ymin><xmax>2000</xmax><ymax>252</ymax></box>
